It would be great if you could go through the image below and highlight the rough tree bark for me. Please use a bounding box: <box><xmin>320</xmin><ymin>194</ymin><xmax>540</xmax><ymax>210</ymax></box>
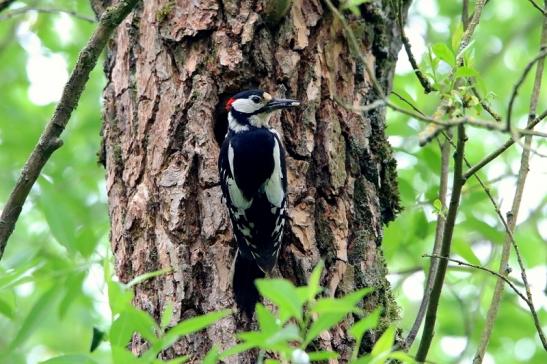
<box><xmin>96</xmin><ymin>0</ymin><xmax>405</xmax><ymax>362</ymax></box>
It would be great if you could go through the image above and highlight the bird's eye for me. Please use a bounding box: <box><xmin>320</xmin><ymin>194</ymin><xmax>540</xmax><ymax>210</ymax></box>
<box><xmin>251</xmin><ymin>96</ymin><xmax>261</xmax><ymax>103</ymax></box>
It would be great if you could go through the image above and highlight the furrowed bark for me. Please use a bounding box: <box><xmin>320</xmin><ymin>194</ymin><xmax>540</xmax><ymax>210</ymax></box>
<box><xmin>99</xmin><ymin>0</ymin><xmax>405</xmax><ymax>361</ymax></box>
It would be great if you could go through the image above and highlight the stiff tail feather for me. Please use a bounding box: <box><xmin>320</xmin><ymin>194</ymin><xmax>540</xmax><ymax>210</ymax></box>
<box><xmin>233</xmin><ymin>251</ymin><xmax>265</xmax><ymax>317</ymax></box>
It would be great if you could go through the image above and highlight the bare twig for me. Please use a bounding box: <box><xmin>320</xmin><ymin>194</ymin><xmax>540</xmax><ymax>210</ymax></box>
<box><xmin>0</xmin><ymin>0</ymin><xmax>140</xmax><ymax>259</ymax></box>
<box><xmin>470</xmin><ymin>85</ymin><xmax>503</xmax><ymax>122</ymax></box>
<box><xmin>506</xmin><ymin>49</ymin><xmax>547</xmax><ymax>132</ymax></box>
<box><xmin>0</xmin><ymin>6</ymin><xmax>96</xmax><ymax>23</ymax></box>
<box><xmin>527</xmin><ymin>0</ymin><xmax>547</xmax><ymax>15</ymax></box>
<box><xmin>423</xmin><ymin>255</ymin><xmax>530</xmax><ymax>304</ymax></box>
<box><xmin>462</xmin><ymin>0</ymin><xmax>470</xmax><ymax>28</ymax></box>
<box><xmin>0</xmin><ymin>0</ymin><xmax>15</xmax><ymax>13</ymax></box>
<box><xmin>404</xmin><ymin>133</ymin><xmax>451</xmax><ymax>349</ymax></box>
<box><xmin>474</xmin><ymin>10</ymin><xmax>547</xmax><ymax>361</ymax></box>
<box><xmin>463</xmin><ymin>110</ymin><xmax>546</xmax><ymax>180</ymax></box>
<box><xmin>439</xmin><ymin>119</ymin><xmax>547</xmax><ymax>352</ymax></box>
<box><xmin>386</xmin><ymin>100</ymin><xmax>546</xmax><ymax>141</ymax></box>
<box><xmin>333</xmin><ymin>96</ymin><xmax>386</xmax><ymax>113</ymax></box>
<box><xmin>416</xmin><ymin>124</ymin><xmax>467</xmax><ymax>362</ymax></box>
<box><xmin>397</xmin><ymin>0</ymin><xmax>435</xmax><ymax>93</ymax></box>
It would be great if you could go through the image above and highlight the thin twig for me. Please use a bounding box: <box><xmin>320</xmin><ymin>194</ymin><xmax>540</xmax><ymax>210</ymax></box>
<box><xmin>527</xmin><ymin>0</ymin><xmax>547</xmax><ymax>15</ymax></box>
<box><xmin>474</xmin><ymin>10</ymin><xmax>547</xmax><ymax>361</ymax></box>
<box><xmin>423</xmin><ymin>255</ymin><xmax>530</xmax><ymax>304</ymax></box>
<box><xmin>462</xmin><ymin>0</ymin><xmax>470</xmax><ymax>28</ymax></box>
<box><xmin>404</xmin><ymin>133</ymin><xmax>451</xmax><ymax>349</ymax></box>
<box><xmin>470</xmin><ymin>85</ymin><xmax>502</xmax><ymax>122</ymax></box>
<box><xmin>333</xmin><ymin>96</ymin><xmax>386</xmax><ymax>113</ymax></box>
<box><xmin>439</xmin><ymin>125</ymin><xmax>546</xmax><ymax>352</ymax></box>
<box><xmin>0</xmin><ymin>6</ymin><xmax>96</xmax><ymax>23</ymax></box>
<box><xmin>0</xmin><ymin>0</ymin><xmax>141</xmax><ymax>259</ymax></box>
<box><xmin>463</xmin><ymin>110</ymin><xmax>546</xmax><ymax>180</ymax></box>
<box><xmin>416</xmin><ymin>124</ymin><xmax>467</xmax><ymax>362</ymax></box>
<box><xmin>506</xmin><ymin>49</ymin><xmax>547</xmax><ymax>132</ymax></box>
<box><xmin>386</xmin><ymin>100</ymin><xmax>546</xmax><ymax>140</ymax></box>
<box><xmin>397</xmin><ymin>0</ymin><xmax>435</xmax><ymax>93</ymax></box>
<box><xmin>0</xmin><ymin>0</ymin><xmax>15</xmax><ymax>13</ymax></box>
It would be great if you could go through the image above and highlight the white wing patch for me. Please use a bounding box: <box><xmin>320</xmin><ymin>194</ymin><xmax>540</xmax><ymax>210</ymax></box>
<box><xmin>263</xmin><ymin>139</ymin><xmax>284</xmax><ymax>207</ymax></box>
<box><xmin>227</xmin><ymin>143</ymin><xmax>252</xmax><ymax>209</ymax></box>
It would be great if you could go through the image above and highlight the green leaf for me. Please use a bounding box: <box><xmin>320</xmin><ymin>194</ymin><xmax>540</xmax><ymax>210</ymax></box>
<box><xmin>161</xmin><ymin>301</ymin><xmax>175</xmax><ymax>329</ymax></box>
<box><xmin>455</xmin><ymin>66</ymin><xmax>479</xmax><ymax>78</ymax></box>
<box><xmin>125</xmin><ymin>267</ymin><xmax>172</xmax><ymax>288</ymax></box>
<box><xmin>452</xmin><ymin>238</ymin><xmax>481</xmax><ymax>265</ymax></box>
<box><xmin>110</xmin><ymin>308</ymin><xmax>158</xmax><ymax>347</ymax></box>
<box><xmin>0</xmin><ymin>294</ymin><xmax>15</xmax><ymax>319</ymax></box>
<box><xmin>304</xmin><ymin>312</ymin><xmax>347</xmax><ymax>345</ymax></box>
<box><xmin>9</xmin><ymin>287</ymin><xmax>59</xmax><ymax>350</ymax></box>
<box><xmin>112</xmin><ymin>347</ymin><xmax>144</xmax><ymax>364</ymax></box>
<box><xmin>387</xmin><ymin>351</ymin><xmax>416</xmax><ymax>363</ymax></box>
<box><xmin>159</xmin><ymin>309</ymin><xmax>231</xmax><ymax>351</ymax></box>
<box><xmin>255</xmin><ymin>304</ymin><xmax>278</xmax><ymax>333</ymax></box>
<box><xmin>203</xmin><ymin>345</ymin><xmax>220</xmax><ymax>364</ymax></box>
<box><xmin>256</xmin><ymin>279</ymin><xmax>303</xmax><ymax>322</ymax></box>
<box><xmin>307</xmin><ymin>351</ymin><xmax>339</xmax><ymax>361</ymax></box>
<box><xmin>312</xmin><ymin>298</ymin><xmax>362</xmax><ymax>314</ymax></box>
<box><xmin>307</xmin><ymin>260</ymin><xmax>324</xmax><ymax>301</ymax></box>
<box><xmin>349</xmin><ymin>308</ymin><xmax>382</xmax><ymax>340</ymax></box>
<box><xmin>432</xmin><ymin>43</ymin><xmax>456</xmax><ymax>67</ymax></box>
<box><xmin>371</xmin><ymin>326</ymin><xmax>396</xmax><ymax>357</ymax></box>
<box><xmin>451</xmin><ymin>23</ymin><xmax>464</xmax><ymax>51</ymax></box>
<box><xmin>40</xmin><ymin>355</ymin><xmax>97</xmax><ymax>364</ymax></box>
<box><xmin>108</xmin><ymin>280</ymin><xmax>134</xmax><ymax>316</ymax></box>
<box><xmin>59</xmin><ymin>271</ymin><xmax>85</xmax><ymax>318</ymax></box>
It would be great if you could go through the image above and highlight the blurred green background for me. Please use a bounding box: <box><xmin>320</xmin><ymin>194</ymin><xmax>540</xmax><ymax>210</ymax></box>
<box><xmin>0</xmin><ymin>1</ymin><xmax>545</xmax><ymax>363</ymax></box>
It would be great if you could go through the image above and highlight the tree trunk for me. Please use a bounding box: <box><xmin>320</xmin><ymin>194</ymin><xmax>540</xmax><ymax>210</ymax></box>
<box><xmin>98</xmin><ymin>0</ymin><xmax>404</xmax><ymax>361</ymax></box>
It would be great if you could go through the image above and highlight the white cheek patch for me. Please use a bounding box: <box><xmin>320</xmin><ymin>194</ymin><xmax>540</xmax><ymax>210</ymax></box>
<box><xmin>231</xmin><ymin>98</ymin><xmax>262</xmax><ymax>113</ymax></box>
<box><xmin>263</xmin><ymin>139</ymin><xmax>285</xmax><ymax>207</ymax></box>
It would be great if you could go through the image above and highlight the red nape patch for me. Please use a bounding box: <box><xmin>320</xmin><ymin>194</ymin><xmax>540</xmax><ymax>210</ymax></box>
<box><xmin>225</xmin><ymin>97</ymin><xmax>235</xmax><ymax>111</ymax></box>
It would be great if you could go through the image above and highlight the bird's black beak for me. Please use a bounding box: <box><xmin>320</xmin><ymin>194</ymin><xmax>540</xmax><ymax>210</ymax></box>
<box><xmin>262</xmin><ymin>98</ymin><xmax>300</xmax><ymax>113</ymax></box>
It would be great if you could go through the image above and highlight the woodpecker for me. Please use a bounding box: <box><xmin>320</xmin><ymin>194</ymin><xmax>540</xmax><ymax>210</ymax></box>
<box><xmin>218</xmin><ymin>89</ymin><xmax>300</xmax><ymax>316</ymax></box>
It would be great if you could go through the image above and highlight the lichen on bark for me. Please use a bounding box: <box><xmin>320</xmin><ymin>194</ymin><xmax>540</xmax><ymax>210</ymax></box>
<box><xmin>98</xmin><ymin>0</ymin><xmax>405</xmax><ymax>361</ymax></box>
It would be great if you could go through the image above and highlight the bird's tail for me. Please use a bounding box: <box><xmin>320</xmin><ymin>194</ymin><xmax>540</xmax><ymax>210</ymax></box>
<box><xmin>233</xmin><ymin>251</ymin><xmax>265</xmax><ymax>317</ymax></box>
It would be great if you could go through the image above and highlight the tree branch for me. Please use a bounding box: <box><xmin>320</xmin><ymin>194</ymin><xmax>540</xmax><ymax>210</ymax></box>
<box><xmin>404</xmin><ymin>133</ymin><xmax>450</xmax><ymax>349</ymax></box>
<box><xmin>397</xmin><ymin>0</ymin><xmax>435</xmax><ymax>93</ymax></box>
<box><xmin>0</xmin><ymin>0</ymin><xmax>15</xmax><ymax>13</ymax></box>
<box><xmin>0</xmin><ymin>6</ymin><xmax>96</xmax><ymax>23</ymax></box>
<box><xmin>474</xmin><ymin>8</ymin><xmax>547</xmax><ymax>361</ymax></box>
<box><xmin>463</xmin><ymin>109</ymin><xmax>546</xmax><ymax>180</ymax></box>
<box><xmin>415</xmin><ymin>124</ymin><xmax>467</xmax><ymax>362</ymax></box>
<box><xmin>0</xmin><ymin>0</ymin><xmax>140</xmax><ymax>259</ymax></box>
<box><xmin>423</xmin><ymin>255</ymin><xmax>530</xmax><ymax>304</ymax></box>
<box><xmin>506</xmin><ymin>49</ymin><xmax>547</xmax><ymax>132</ymax></box>
<box><xmin>527</xmin><ymin>0</ymin><xmax>547</xmax><ymax>15</ymax></box>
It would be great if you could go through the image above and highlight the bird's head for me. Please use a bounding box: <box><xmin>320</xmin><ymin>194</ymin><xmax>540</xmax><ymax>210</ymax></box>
<box><xmin>225</xmin><ymin>89</ymin><xmax>300</xmax><ymax>132</ymax></box>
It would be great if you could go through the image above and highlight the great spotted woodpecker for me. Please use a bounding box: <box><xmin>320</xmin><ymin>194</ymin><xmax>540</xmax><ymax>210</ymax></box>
<box><xmin>218</xmin><ymin>89</ymin><xmax>300</xmax><ymax>316</ymax></box>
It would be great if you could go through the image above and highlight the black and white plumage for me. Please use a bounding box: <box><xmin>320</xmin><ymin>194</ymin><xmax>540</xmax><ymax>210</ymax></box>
<box><xmin>218</xmin><ymin>89</ymin><xmax>299</xmax><ymax>316</ymax></box>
